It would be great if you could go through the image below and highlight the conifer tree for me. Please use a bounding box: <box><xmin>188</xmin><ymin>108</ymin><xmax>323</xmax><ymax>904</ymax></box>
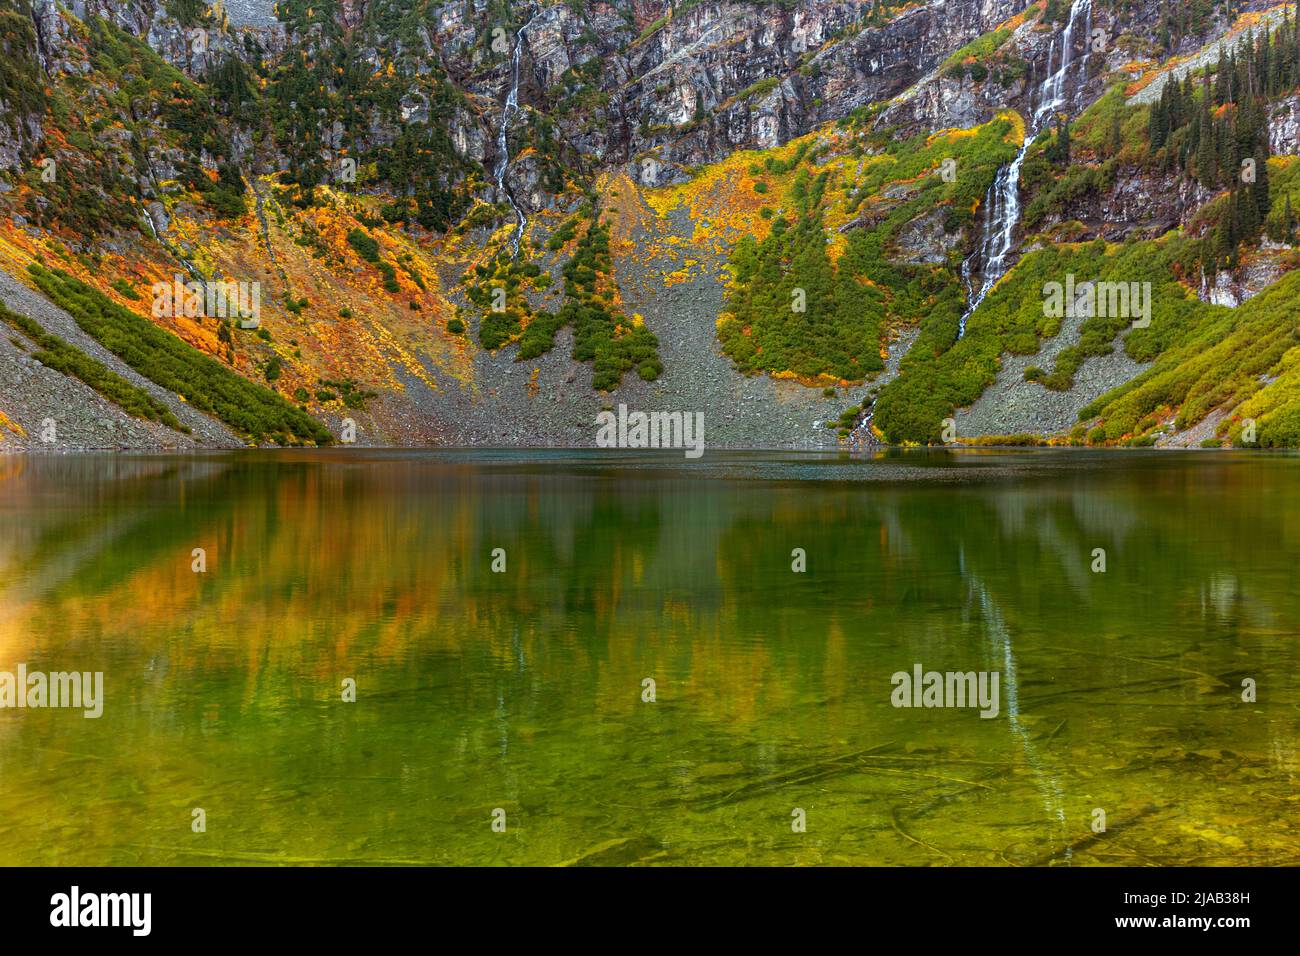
<box><xmin>1251</xmin><ymin>128</ymin><xmax>1272</xmax><ymax>222</ymax></box>
<box><xmin>1214</xmin><ymin>49</ymin><xmax>1231</xmax><ymax>105</ymax></box>
<box><xmin>1149</xmin><ymin>92</ymin><xmax>1169</xmax><ymax>149</ymax></box>
<box><xmin>1196</xmin><ymin>91</ymin><xmax>1218</xmax><ymax>189</ymax></box>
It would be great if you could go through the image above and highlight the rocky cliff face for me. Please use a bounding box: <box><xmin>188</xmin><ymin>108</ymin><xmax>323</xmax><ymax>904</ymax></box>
<box><xmin>449</xmin><ymin>1</ymin><xmax>1030</xmax><ymax>182</ymax></box>
<box><xmin>1270</xmin><ymin>92</ymin><xmax>1300</xmax><ymax>151</ymax></box>
<box><xmin>610</xmin><ymin>0</ymin><xmax>1024</xmax><ymax>176</ymax></box>
<box><xmin>881</xmin><ymin>0</ymin><xmax>1247</xmax><ymax>136</ymax></box>
<box><xmin>6</xmin><ymin>0</ymin><xmax>1273</xmax><ymax>225</ymax></box>
<box><xmin>1038</xmin><ymin>167</ymin><xmax>1215</xmax><ymax>242</ymax></box>
<box><xmin>13</xmin><ymin>1</ymin><xmax>1033</xmax><ymax>191</ymax></box>
<box><xmin>0</xmin><ymin>1</ymin><xmax>45</xmax><ymax>170</ymax></box>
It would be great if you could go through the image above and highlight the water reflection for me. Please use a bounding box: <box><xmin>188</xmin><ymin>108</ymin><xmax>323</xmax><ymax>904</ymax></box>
<box><xmin>0</xmin><ymin>450</ymin><xmax>1296</xmax><ymax>865</ymax></box>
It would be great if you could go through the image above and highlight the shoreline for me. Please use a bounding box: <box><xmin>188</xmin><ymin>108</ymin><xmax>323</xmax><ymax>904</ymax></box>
<box><xmin>0</xmin><ymin>441</ymin><xmax>1275</xmax><ymax>456</ymax></box>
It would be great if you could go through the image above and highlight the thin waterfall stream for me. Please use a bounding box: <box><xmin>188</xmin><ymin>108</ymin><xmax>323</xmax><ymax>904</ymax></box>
<box><xmin>959</xmin><ymin>0</ymin><xmax>1093</xmax><ymax>338</ymax></box>
<box><xmin>495</xmin><ymin>10</ymin><xmax>544</xmax><ymax>259</ymax></box>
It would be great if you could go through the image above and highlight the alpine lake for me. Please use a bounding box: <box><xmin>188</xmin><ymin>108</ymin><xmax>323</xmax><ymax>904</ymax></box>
<box><xmin>0</xmin><ymin>448</ymin><xmax>1295</xmax><ymax>866</ymax></box>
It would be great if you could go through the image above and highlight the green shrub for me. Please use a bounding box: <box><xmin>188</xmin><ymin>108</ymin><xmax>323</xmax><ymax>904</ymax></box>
<box><xmin>475</xmin><ymin>218</ymin><xmax>661</xmax><ymax>389</ymax></box>
<box><xmin>319</xmin><ymin>377</ymin><xmax>377</xmax><ymax>411</ymax></box>
<box><xmin>0</xmin><ymin>300</ymin><xmax>187</xmax><ymax>433</ymax></box>
<box><xmin>940</xmin><ymin>27</ymin><xmax>1012</xmax><ymax>79</ymax></box>
<box><xmin>737</xmin><ymin>77</ymin><xmax>779</xmax><ymax>103</ymax></box>
<box><xmin>547</xmin><ymin>217</ymin><xmax>580</xmax><ymax>250</ymax></box>
<box><xmin>719</xmin><ymin>170</ymin><xmax>885</xmax><ymax>381</ymax></box>
<box><xmin>346</xmin><ymin>228</ymin><xmax>381</xmax><ymax>263</ymax></box>
<box><xmin>27</xmin><ymin>265</ymin><xmax>331</xmax><ymax>445</ymax></box>
<box><xmin>110</xmin><ymin>278</ymin><xmax>140</xmax><ymax>300</ymax></box>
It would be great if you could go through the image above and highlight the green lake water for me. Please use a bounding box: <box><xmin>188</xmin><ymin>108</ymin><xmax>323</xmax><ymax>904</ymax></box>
<box><xmin>0</xmin><ymin>449</ymin><xmax>1296</xmax><ymax>866</ymax></box>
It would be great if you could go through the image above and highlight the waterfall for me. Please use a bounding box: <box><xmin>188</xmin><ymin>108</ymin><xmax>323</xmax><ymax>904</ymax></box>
<box><xmin>958</xmin><ymin>0</ymin><xmax>1093</xmax><ymax>338</ymax></box>
<box><xmin>495</xmin><ymin>10</ymin><xmax>543</xmax><ymax>259</ymax></box>
<box><xmin>851</xmin><ymin>1</ymin><xmax>1092</xmax><ymax>443</ymax></box>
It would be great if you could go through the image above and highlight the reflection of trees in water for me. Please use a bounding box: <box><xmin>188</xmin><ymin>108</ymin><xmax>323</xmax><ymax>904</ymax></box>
<box><xmin>5</xmin><ymin>459</ymin><xmax>1290</xmax><ymax>705</ymax></box>
<box><xmin>0</xmin><ymin>457</ymin><xmax>235</xmax><ymax>640</ymax></box>
<box><xmin>3</xmin><ymin>455</ymin><xmax>1300</xmax><ymax>864</ymax></box>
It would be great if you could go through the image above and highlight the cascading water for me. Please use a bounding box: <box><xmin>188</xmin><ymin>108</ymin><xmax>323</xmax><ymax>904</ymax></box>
<box><xmin>958</xmin><ymin>0</ymin><xmax>1093</xmax><ymax>338</ymax></box>
<box><xmin>495</xmin><ymin>11</ymin><xmax>544</xmax><ymax>259</ymax></box>
<box><xmin>849</xmin><ymin>0</ymin><xmax>1092</xmax><ymax>445</ymax></box>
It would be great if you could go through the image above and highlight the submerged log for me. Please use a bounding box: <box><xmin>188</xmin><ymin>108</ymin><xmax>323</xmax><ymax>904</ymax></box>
<box><xmin>1013</xmin><ymin>804</ymin><xmax>1165</xmax><ymax>867</ymax></box>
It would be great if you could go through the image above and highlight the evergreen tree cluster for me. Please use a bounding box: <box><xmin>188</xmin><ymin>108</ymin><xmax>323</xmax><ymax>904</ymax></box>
<box><xmin>1152</xmin><ymin>0</ymin><xmax>1222</xmax><ymax>56</ymax></box>
<box><xmin>1145</xmin><ymin>13</ymin><xmax>1300</xmax><ymax>273</ymax></box>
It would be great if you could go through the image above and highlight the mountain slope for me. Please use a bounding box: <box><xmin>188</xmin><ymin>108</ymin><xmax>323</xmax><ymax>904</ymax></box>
<box><xmin>0</xmin><ymin>0</ymin><xmax>1298</xmax><ymax>449</ymax></box>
